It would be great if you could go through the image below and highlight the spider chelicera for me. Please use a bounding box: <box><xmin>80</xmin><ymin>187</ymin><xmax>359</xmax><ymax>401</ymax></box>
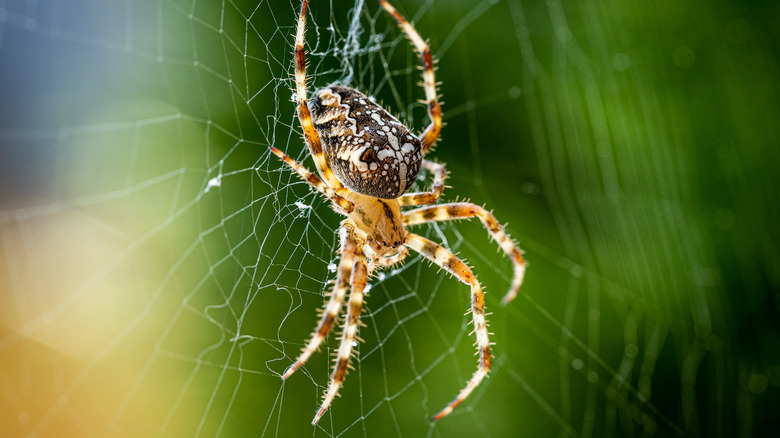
<box><xmin>270</xmin><ymin>0</ymin><xmax>527</xmax><ymax>424</ymax></box>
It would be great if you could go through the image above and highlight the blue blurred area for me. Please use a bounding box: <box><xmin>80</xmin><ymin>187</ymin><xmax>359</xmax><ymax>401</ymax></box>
<box><xmin>0</xmin><ymin>1</ymin><xmax>134</xmax><ymax>206</ymax></box>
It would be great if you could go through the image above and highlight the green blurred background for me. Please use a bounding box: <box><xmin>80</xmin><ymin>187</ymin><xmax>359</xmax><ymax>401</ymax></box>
<box><xmin>1</xmin><ymin>0</ymin><xmax>778</xmax><ymax>436</ymax></box>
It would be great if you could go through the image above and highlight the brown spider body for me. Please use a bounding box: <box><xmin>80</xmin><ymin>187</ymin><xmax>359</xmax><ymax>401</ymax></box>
<box><xmin>345</xmin><ymin>191</ymin><xmax>405</xmax><ymax>254</ymax></box>
<box><xmin>272</xmin><ymin>0</ymin><xmax>527</xmax><ymax>425</ymax></box>
<box><xmin>311</xmin><ymin>86</ymin><xmax>422</xmax><ymax>199</ymax></box>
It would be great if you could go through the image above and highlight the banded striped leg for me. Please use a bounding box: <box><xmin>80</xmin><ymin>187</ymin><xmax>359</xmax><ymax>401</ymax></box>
<box><xmin>283</xmin><ymin>221</ymin><xmax>357</xmax><ymax>380</ymax></box>
<box><xmin>400</xmin><ymin>159</ymin><xmax>447</xmax><ymax>206</ymax></box>
<box><xmin>378</xmin><ymin>0</ymin><xmax>441</xmax><ymax>154</ymax></box>
<box><xmin>294</xmin><ymin>0</ymin><xmax>342</xmax><ymax>188</ymax></box>
<box><xmin>404</xmin><ymin>203</ymin><xmax>526</xmax><ymax>305</ymax></box>
<box><xmin>404</xmin><ymin>233</ymin><xmax>491</xmax><ymax>421</ymax></box>
<box><xmin>269</xmin><ymin>146</ymin><xmax>354</xmax><ymax>213</ymax></box>
<box><xmin>313</xmin><ymin>241</ymin><xmax>369</xmax><ymax>425</ymax></box>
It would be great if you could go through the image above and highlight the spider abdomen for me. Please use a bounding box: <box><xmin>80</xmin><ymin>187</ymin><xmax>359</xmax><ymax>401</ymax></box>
<box><xmin>310</xmin><ymin>85</ymin><xmax>422</xmax><ymax>199</ymax></box>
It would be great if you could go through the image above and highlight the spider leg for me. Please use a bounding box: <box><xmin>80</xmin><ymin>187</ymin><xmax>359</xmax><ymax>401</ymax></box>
<box><xmin>404</xmin><ymin>232</ymin><xmax>491</xmax><ymax>421</ymax></box>
<box><xmin>399</xmin><ymin>159</ymin><xmax>447</xmax><ymax>206</ymax></box>
<box><xmin>270</xmin><ymin>146</ymin><xmax>354</xmax><ymax>213</ymax></box>
<box><xmin>294</xmin><ymin>0</ymin><xmax>342</xmax><ymax>189</ymax></box>
<box><xmin>404</xmin><ymin>203</ymin><xmax>526</xmax><ymax>305</ymax></box>
<box><xmin>283</xmin><ymin>220</ymin><xmax>358</xmax><ymax>380</ymax></box>
<box><xmin>378</xmin><ymin>0</ymin><xmax>441</xmax><ymax>154</ymax></box>
<box><xmin>371</xmin><ymin>246</ymin><xmax>409</xmax><ymax>269</ymax></box>
<box><xmin>313</xmin><ymin>238</ymin><xmax>368</xmax><ymax>425</ymax></box>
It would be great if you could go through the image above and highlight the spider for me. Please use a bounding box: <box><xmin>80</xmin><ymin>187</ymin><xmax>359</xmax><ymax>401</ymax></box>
<box><xmin>270</xmin><ymin>0</ymin><xmax>526</xmax><ymax>425</ymax></box>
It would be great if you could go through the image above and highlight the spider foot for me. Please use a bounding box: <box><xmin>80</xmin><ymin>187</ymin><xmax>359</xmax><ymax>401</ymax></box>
<box><xmin>282</xmin><ymin>363</ymin><xmax>300</xmax><ymax>380</ymax></box>
<box><xmin>430</xmin><ymin>367</ymin><xmax>489</xmax><ymax>422</ymax></box>
<box><xmin>500</xmin><ymin>259</ymin><xmax>526</xmax><ymax>306</ymax></box>
<box><xmin>312</xmin><ymin>383</ymin><xmax>340</xmax><ymax>425</ymax></box>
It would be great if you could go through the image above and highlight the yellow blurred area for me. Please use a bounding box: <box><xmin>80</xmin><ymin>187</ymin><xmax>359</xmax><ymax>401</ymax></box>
<box><xmin>0</xmin><ymin>96</ymin><xmax>215</xmax><ymax>436</ymax></box>
<box><xmin>1</xmin><ymin>212</ymin><xmax>148</xmax><ymax>436</ymax></box>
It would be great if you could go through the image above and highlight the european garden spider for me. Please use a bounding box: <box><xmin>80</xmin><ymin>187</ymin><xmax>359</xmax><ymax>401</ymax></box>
<box><xmin>271</xmin><ymin>0</ymin><xmax>527</xmax><ymax>424</ymax></box>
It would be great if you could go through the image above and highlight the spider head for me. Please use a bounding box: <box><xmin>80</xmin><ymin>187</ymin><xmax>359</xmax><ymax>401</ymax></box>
<box><xmin>346</xmin><ymin>192</ymin><xmax>405</xmax><ymax>256</ymax></box>
<box><xmin>368</xmin><ymin>234</ymin><xmax>403</xmax><ymax>255</ymax></box>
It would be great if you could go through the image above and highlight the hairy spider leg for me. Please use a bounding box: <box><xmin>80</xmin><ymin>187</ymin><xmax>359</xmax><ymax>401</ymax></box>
<box><xmin>404</xmin><ymin>203</ymin><xmax>526</xmax><ymax>305</ymax></box>
<box><xmin>371</xmin><ymin>246</ymin><xmax>409</xmax><ymax>269</ymax></box>
<box><xmin>294</xmin><ymin>0</ymin><xmax>342</xmax><ymax>189</ymax></box>
<box><xmin>313</xmin><ymin>238</ymin><xmax>369</xmax><ymax>425</ymax></box>
<box><xmin>399</xmin><ymin>159</ymin><xmax>447</xmax><ymax>206</ymax></box>
<box><xmin>404</xmin><ymin>233</ymin><xmax>491</xmax><ymax>421</ymax></box>
<box><xmin>269</xmin><ymin>146</ymin><xmax>354</xmax><ymax>213</ymax></box>
<box><xmin>283</xmin><ymin>221</ymin><xmax>358</xmax><ymax>380</ymax></box>
<box><xmin>378</xmin><ymin>0</ymin><xmax>441</xmax><ymax>154</ymax></box>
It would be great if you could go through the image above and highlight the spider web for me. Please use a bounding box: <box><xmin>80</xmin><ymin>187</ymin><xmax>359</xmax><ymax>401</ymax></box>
<box><xmin>1</xmin><ymin>0</ymin><xmax>779</xmax><ymax>437</ymax></box>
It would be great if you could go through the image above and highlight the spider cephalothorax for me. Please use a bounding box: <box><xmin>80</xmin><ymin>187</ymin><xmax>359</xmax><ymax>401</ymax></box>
<box><xmin>311</xmin><ymin>85</ymin><xmax>423</xmax><ymax>199</ymax></box>
<box><xmin>271</xmin><ymin>0</ymin><xmax>527</xmax><ymax>425</ymax></box>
